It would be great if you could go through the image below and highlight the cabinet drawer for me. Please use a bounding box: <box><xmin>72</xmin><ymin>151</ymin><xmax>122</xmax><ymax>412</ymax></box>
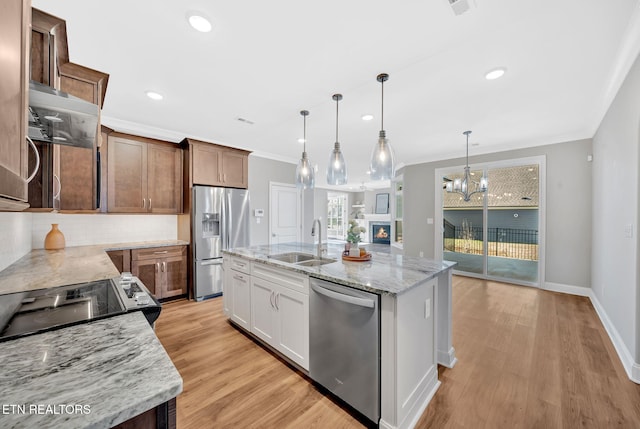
<box><xmin>251</xmin><ymin>262</ymin><xmax>309</xmax><ymax>295</ymax></box>
<box><xmin>227</xmin><ymin>255</ymin><xmax>251</xmax><ymax>274</ymax></box>
<box><xmin>132</xmin><ymin>245</ymin><xmax>185</xmax><ymax>261</ymax></box>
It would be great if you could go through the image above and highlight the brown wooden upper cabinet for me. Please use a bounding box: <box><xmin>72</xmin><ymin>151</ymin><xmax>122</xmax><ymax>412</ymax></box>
<box><xmin>107</xmin><ymin>133</ymin><xmax>182</xmax><ymax>214</ymax></box>
<box><xmin>28</xmin><ymin>8</ymin><xmax>109</xmax><ymax>211</ymax></box>
<box><xmin>0</xmin><ymin>0</ymin><xmax>30</xmax><ymax>211</ymax></box>
<box><xmin>184</xmin><ymin>139</ymin><xmax>250</xmax><ymax>189</ymax></box>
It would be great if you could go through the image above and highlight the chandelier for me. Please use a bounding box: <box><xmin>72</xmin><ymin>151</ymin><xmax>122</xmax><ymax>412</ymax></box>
<box><xmin>445</xmin><ymin>130</ymin><xmax>487</xmax><ymax>201</ymax></box>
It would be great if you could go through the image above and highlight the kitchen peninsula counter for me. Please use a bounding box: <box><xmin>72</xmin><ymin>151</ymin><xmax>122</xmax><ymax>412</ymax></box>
<box><xmin>224</xmin><ymin>242</ymin><xmax>456</xmax><ymax>296</ymax></box>
<box><xmin>0</xmin><ymin>240</ymin><xmax>188</xmax><ymax>295</ymax></box>
<box><xmin>224</xmin><ymin>242</ymin><xmax>457</xmax><ymax>429</ymax></box>
<box><xmin>0</xmin><ymin>311</ymin><xmax>182</xmax><ymax>429</ymax></box>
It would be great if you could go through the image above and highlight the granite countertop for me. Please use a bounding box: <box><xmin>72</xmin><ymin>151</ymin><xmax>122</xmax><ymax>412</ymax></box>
<box><xmin>0</xmin><ymin>311</ymin><xmax>183</xmax><ymax>429</ymax></box>
<box><xmin>224</xmin><ymin>243</ymin><xmax>456</xmax><ymax>295</ymax></box>
<box><xmin>0</xmin><ymin>240</ymin><xmax>189</xmax><ymax>295</ymax></box>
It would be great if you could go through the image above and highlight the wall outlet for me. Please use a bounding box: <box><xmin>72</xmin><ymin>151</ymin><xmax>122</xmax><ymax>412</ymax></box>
<box><xmin>425</xmin><ymin>298</ymin><xmax>431</xmax><ymax>319</ymax></box>
<box><xmin>427</xmin><ymin>218</ymin><xmax>434</xmax><ymax>224</ymax></box>
<box><xmin>419</xmin><ymin>251</ymin><xmax>424</xmax><ymax>257</ymax></box>
<box><xmin>624</xmin><ymin>224</ymin><xmax>633</xmax><ymax>238</ymax></box>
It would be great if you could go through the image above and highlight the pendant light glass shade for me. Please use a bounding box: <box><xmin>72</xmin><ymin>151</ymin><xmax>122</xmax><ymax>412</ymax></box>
<box><xmin>296</xmin><ymin>110</ymin><xmax>315</xmax><ymax>189</ymax></box>
<box><xmin>327</xmin><ymin>94</ymin><xmax>347</xmax><ymax>185</ymax></box>
<box><xmin>370</xmin><ymin>73</ymin><xmax>395</xmax><ymax>181</ymax></box>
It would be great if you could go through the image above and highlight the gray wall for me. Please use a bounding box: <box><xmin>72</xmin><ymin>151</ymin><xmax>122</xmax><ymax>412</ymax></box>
<box><xmin>248</xmin><ymin>155</ymin><xmax>296</xmax><ymax>246</ymax></box>
<box><xmin>403</xmin><ymin>138</ymin><xmax>592</xmax><ymax>289</ymax></box>
<box><xmin>592</xmin><ymin>52</ymin><xmax>640</xmax><ymax>363</ymax></box>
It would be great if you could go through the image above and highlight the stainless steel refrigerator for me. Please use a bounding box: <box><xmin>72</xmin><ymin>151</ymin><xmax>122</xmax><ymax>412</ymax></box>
<box><xmin>192</xmin><ymin>185</ymin><xmax>250</xmax><ymax>300</ymax></box>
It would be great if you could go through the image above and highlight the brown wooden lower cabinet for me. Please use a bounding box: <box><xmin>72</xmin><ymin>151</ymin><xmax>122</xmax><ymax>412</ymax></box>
<box><xmin>112</xmin><ymin>398</ymin><xmax>176</xmax><ymax>429</ymax></box>
<box><xmin>131</xmin><ymin>246</ymin><xmax>187</xmax><ymax>300</ymax></box>
<box><xmin>106</xmin><ymin>249</ymin><xmax>131</xmax><ymax>274</ymax></box>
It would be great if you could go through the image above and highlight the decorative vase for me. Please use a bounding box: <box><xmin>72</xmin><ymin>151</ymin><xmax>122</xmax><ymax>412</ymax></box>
<box><xmin>44</xmin><ymin>224</ymin><xmax>66</xmax><ymax>250</ymax></box>
<box><xmin>349</xmin><ymin>245</ymin><xmax>360</xmax><ymax>257</ymax></box>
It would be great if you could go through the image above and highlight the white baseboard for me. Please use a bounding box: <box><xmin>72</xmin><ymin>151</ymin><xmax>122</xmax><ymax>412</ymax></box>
<box><xmin>437</xmin><ymin>347</ymin><xmax>458</xmax><ymax>369</ymax></box>
<box><xmin>543</xmin><ymin>281</ymin><xmax>591</xmax><ymax>296</ymax></box>
<box><xmin>588</xmin><ymin>292</ymin><xmax>640</xmax><ymax>384</ymax></box>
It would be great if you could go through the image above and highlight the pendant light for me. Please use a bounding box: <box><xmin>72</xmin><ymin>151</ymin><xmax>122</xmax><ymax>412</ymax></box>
<box><xmin>445</xmin><ymin>130</ymin><xmax>488</xmax><ymax>201</ymax></box>
<box><xmin>326</xmin><ymin>93</ymin><xmax>347</xmax><ymax>185</ymax></box>
<box><xmin>295</xmin><ymin>110</ymin><xmax>315</xmax><ymax>189</ymax></box>
<box><xmin>369</xmin><ymin>73</ymin><xmax>395</xmax><ymax>181</ymax></box>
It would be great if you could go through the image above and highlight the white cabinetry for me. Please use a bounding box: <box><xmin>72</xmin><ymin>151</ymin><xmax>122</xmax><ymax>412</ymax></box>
<box><xmin>223</xmin><ymin>257</ymin><xmax>251</xmax><ymax>330</ymax></box>
<box><xmin>250</xmin><ymin>263</ymin><xmax>309</xmax><ymax>370</ymax></box>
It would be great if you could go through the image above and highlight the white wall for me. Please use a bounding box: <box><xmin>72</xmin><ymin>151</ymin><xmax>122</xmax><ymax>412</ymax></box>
<box><xmin>31</xmin><ymin>213</ymin><xmax>177</xmax><ymax>248</ymax></box>
<box><xmin>403</xmin><ymin>138</ymin><xmax>592</xmax><ymax>290</ymax></box>
<box><xmin>0</xmin><ymin>213</ymin><xmax>33</xmax><ymax>271</ymax></box>
<box><xmin>592</xmin><ymin>52</ymin><xmax>640</xmax><ymax>366</ymax></box>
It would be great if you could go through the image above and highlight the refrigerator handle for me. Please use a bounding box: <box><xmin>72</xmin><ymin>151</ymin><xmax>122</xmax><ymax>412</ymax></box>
<box><xmin>220</xmin><ymin>189</ymin><xmax>227</xmax><ymax>251</ymax></box>
<box><xmin>225</xmin><ymin>190</ymin><xmax>232</xmax><ymax>250</ymax></box>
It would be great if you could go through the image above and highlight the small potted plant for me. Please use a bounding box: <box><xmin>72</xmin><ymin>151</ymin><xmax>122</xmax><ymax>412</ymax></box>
<box><xmin>346</xmin><ymin>219</ymin><xmax>366</xmax><ymax>256</ymax></box>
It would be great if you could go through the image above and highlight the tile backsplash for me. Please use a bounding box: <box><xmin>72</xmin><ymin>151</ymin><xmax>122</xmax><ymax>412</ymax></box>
<box><xmin>31</xmin><ymin>213</ymin><xmax>178</xmax><ymax>249</ymax></box>
<box><xmin>0</xmin><ymin>212</ymin><xmax>33</xmax><ymax>272</ymax></box>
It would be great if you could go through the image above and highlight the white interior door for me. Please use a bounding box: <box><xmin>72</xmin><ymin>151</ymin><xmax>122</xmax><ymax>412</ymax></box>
<box><xmin>269</xmin><ymin>182</ymin><xmax>300</xmax><ymax>245</ymax></box>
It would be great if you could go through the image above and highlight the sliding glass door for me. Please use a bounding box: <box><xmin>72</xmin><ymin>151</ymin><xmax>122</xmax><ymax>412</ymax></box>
<box><xmin>439</xmin><ymin>158</ymin><xmax>543</xmax><ymax>286</ymax></box>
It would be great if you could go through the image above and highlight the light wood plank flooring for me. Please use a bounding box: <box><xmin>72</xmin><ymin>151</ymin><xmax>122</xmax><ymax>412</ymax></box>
<box><xmin>154</xmin><ymin>276</ymin><xmax>640</xmax><ymax>428</ymax></box>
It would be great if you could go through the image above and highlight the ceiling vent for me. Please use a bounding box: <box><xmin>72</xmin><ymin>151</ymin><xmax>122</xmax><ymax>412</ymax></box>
<box><xmin>447</xmin><ymin>0</ymin><xmax>475</xmax><ymax>16</ymax></box>
<box><xmin>236</xmin><ymin>117</ymin><xmax>255</xmax><ymax>125</ymax></box>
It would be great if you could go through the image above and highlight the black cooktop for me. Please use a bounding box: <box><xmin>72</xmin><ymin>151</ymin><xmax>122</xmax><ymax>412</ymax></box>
<box><xmin>0</xmin><ymin>278</ymin><xmax>152</xmax><ymax>342</ymax></box>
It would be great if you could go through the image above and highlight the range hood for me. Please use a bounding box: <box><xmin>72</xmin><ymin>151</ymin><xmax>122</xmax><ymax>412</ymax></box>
<box><xmin>28</xmin><ymin>81</ymin><xmax>99</xmax><ymax>149</ymax></box>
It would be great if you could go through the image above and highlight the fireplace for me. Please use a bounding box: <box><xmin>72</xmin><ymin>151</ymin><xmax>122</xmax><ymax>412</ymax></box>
<box><xmin>371</xmin><ymin>223</ymin><xmax>391</xmax><ymax>245</ymax></box>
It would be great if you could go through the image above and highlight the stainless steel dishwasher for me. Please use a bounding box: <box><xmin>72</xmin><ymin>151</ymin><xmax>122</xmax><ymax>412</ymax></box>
<box><xmin>309</xmin><ymin>277</ymin><xmax>380</xmax><ymax>424</ymax></box>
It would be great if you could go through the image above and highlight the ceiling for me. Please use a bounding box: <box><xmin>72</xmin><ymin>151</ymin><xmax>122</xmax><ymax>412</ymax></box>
<box><xmin>32</xmin><ymin>0</ymin><xmax>640</xmax><ymax>191</ymax></box>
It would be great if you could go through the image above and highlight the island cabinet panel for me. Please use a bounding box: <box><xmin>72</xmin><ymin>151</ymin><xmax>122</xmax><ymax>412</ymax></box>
<box><xmin>0</xmin><ymin>0</ymin><xmax>29</xmax><ymax>210</ymax></box>
<box><xmin>107</xmin><ymin>134</ymin><xmax>182</xmax><ymax>213</ymax></box>
<box><xmin>228</xmin><ymin>268</ymin><xmax>251</xmax><ymax>330</ymax></box>
<box><xmin>248</xmin><ymin>263</ymin><xmax>310</xmax><ymax>370</ymax></box>
<box><xmin>131</xmin><ymin>246</ymin><xmax>187</xmax><ymax>300</ymax></box>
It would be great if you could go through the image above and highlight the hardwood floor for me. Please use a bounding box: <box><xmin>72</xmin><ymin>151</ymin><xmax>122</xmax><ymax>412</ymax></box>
<box><xmin>154</xmin><ymin>276</ymin><xmax>640</xmax><ymax>428</ymax></box>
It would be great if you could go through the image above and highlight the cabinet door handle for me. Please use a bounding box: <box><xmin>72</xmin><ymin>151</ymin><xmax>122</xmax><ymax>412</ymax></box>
<box><xmin>270</xmin><ymin>291</ymin><xmax>275</xmax><ymax>309</ymax></box>
<box><xmin>148</xmin><ymin>198</ymin><xmax>152</xmax><ymax>210</ymax></box>
<box><xmin>162</xmin><ymin>261</ymin><xmax>166</xmax><ymax>272</ymax></box>
<box><xmin>233</xmin><ymin>274</ymin><xmax>244</xmax><ymax>281</ymax></box>
<box><xmin>153</xmin><ymin>250</ymin><xmax>168</xmax><ymax>254</ymax></box>
<box><xmin>275</xmin><ymin>292</ymin><xmax>279</xmax><ymax>311</ymax></box>
<box><xmin>53</xmin><ymin>174</ymin><xmax>61</xmax><ymax>200</ymax></box>
<box><xmin>26</xmin><ymin>137</ymin><xmax>40</xmax><ymax>184</ymax></box>
<box><xmin>155</xmin><ymin>262</ymin><xmax>159</xmax><ymax>272</ymax></box>
<box><xmin>223</xmin><ymin>173</ymin><xmax>226</xmax><ymax>182</ymax></box>
<box><xmin>143</xmin><ymin>198</ymin><xmax>147</xmax><ymax>209</ymax></box>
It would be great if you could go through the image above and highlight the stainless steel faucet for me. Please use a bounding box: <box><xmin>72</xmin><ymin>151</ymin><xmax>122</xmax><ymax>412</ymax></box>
<box><xmin>311</xmin><ymin>219</ymin><xmax>324</xmax><ymax>258</ymax></box>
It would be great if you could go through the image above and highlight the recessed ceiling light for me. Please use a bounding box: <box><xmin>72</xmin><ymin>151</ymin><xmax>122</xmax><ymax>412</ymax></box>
<box><xmin>485</xmin><ymin>67</ymin><xmax>506</xmax><ymax>80</ymax></box>
<box><xmin>298</xmin><ymin>138</ymin><xmax>305</xmax><ymax>144</ymax></box>
<box><xmin>145</xmin><ymin>91</ymin><xmax>163</xmax><ymax>101</ymax></box>
<box><xmin>187</xmin><ymin>13</ymin><xmax>212</xmax><ymax>33</ymax></box>
<box><xmin>361</xmin><ymin>114</ymin><xmax>374</xmax><ymax>121</ymax></box>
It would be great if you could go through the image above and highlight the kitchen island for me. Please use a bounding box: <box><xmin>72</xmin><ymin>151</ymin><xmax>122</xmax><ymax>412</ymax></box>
<box><xmin>0</xmin><ymin>241</ymin><xmax>186</xmax><ymax>428</ymax></box>
<box><xmin>223</xmin><ymin>242</ymin><xmax>456</xmax><ymax>429</ymax></box>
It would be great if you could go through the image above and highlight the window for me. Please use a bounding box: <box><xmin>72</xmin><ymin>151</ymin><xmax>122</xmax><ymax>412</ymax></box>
<box><xmin>327</xmin><ymin>192</ymin><xmax>348</xmax><ymax>239</ymax></box>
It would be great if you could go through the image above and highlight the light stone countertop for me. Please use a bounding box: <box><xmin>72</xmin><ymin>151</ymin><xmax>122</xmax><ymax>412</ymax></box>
<box><xmin>0</xmin><ymin>240</ymin><xmax>189</xmax><ymax>295</ymax></box>
<box><xmin>224</xmin><ymin>242</ymin><xmax>456</xmax><ymax>295</ymax></box>
<box><xmin>0</xmin><ymin>311</ymin><xmax>183</xmax><ymax>429</ymax></box>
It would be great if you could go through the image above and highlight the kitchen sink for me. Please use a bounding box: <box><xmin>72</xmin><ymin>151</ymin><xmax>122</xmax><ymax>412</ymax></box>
<box><xmin>267</xmin><ymin>252</ymin><xmax>316</xmax><ymax>263</ymax></box>
<box><xmin>295</xmin><ymin>258</ymin><xmax>336</xmax><ymax>267</ymax></box>
<box><xmin>267</xmin><ymin>252</ymin><xmax>336</xmax><ymax>267</ymax></box>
